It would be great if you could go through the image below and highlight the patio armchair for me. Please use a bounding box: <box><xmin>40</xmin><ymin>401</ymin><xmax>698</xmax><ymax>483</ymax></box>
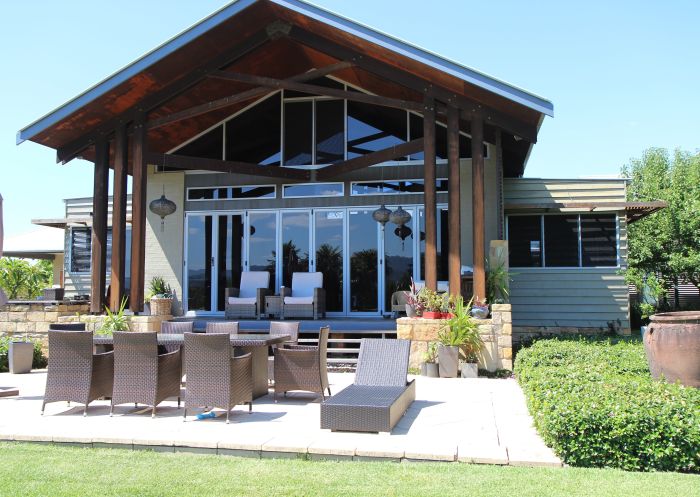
<box><xmin>280</xmin><ymin>272</ymin><xmax>326</xmax><ymax>319</ymax></box>
<box><xmin>320</xmin><ymin>338</ymin><xmax>415</xmax><ymax>433</ymax></box>
<box><xmin>160</xmin><ymin>320</ymin><xmax>193</xmax><ymax>353</ymax></box>
<box><xmin>268</xmin><ymin>321</ymin><xmax>301</xmax><ymax>383</ymax></box>
<box><xmin>225</xmin><ymin>271</ymin><xmax>270</xmax><ymax>319</ymax></box>
<box><xmin>390</xmin><ymin>291</ymin><xmax>408</xmax><ymax>318</ymax></box>
<box><xmin>274</xmin><ymin>326</ymin><xmax>330</xmax><ymax>401</ymax></box>
<box><xmin>183</xmin><ymin>332</ymin><xmax>253</xmax><ymax>423</ymax></box>
<box><xmin>205</xmin><ymin>321</ymin><xmax>239</xmax><ymax>335</ymax></box>
<box><xmin>41</xmin><ymin>330</ymin><xmax>114</xmax><ymax>416</ymax></box>
<box><xmin>48</xmin><ymin>323</ymin><xmax>87</xmax><ymax>331</ymax></box>
<box><xmin>110</xmin><ymin>331</ymin><xmax>182</xmax><ymax>418</ymax></box>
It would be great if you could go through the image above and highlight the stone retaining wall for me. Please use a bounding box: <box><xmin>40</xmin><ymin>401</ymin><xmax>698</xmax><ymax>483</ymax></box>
<box><xmin>0</xmin><ymin>302</ymin><xmax>170</xmax><ymax>353</ymax></box>
<box><xmin>396</xmin><ymin>304</ymin><xmax>513</xmax><ymax>372</ymax></box>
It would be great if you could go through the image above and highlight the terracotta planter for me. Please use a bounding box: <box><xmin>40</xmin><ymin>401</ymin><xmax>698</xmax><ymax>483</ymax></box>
<box><xmin>438</xmin><ymin>344</ymin><xmax>459</xmax><ymax>378</ymax></box>
<box><xmin>423</xmin><ymin>311</ymin><xmax>442</xmax><ymax>319</ymax></box>
<box><xmin>644</xmin><ymin>311</ymin><xmax>700</xmax><ymax>388</ymax></box>
<box><xmin>442</xmin><ymin>312</ymin><xmax>455</xmax><ymax>319</ymax></box>
<box><xmin>421</xmin><ymin>362</ymin><xmax>440</xmax><ymax>377</ymax></box>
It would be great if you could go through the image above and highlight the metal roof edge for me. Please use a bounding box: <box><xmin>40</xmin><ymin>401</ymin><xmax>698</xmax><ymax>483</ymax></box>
<box><xmin>17</xmin><ymin>0</ymin><xmax>553</xmax><ymax>145</ymax></box>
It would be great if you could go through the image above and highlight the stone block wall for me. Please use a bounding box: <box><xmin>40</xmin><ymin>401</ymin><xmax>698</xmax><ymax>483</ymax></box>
<box><xmin>396</xmin><ymin>304</ymin><xmax>513</xmax><ymax>372</ymax></box>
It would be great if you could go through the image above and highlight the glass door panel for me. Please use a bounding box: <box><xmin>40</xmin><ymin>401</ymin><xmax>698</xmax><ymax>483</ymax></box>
<box><xmin>349</xmin><ymin>209</ymin><xmax>379</xmax><ymax>313</ymax></box>
<box><xmin>186</xmin><ymin>215</ymin><xmax>213</xmax><ymax>312</ymax></box>
<box><xmin>384</xmin><ymin>207</ymin><xmax>415</xmax><ymax>312</ymax></box>
<box><xmin>248</xmin><ymin>211</ymin><xmax>277</xmax><ymax>292</ymax></box>
<box><xmin>216</xmin><ymin>214</ymin><xmax>244</xmax><ymax>312</ymax></box>
<box><xmin>314</xmin><ymin>210</ymin><xmax>344</xmax><ymax>313</ymax></box>
<box><xmin>281</xmin><ymin>211</ymin><xmax>310</xmax><ymax>288</ymax></box>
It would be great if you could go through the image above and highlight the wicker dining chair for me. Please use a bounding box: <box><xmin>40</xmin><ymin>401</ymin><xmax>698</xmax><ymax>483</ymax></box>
<box><xmin>160</xmin><ymin>321</ymin><xmax>193</xmax><ymax>353</ymax></box>
<box><xmin>274</xmin><ymin>326</ymin><xmax>330</xmax><ymax>401</ymax></box>
<box><xmin>183</xmin><ymin>333</ymin><xmax>253</xmax><ymax>423</ymax></box>
<box><xmin>268</xmin><ymin>321</ymin><xmax>300</xmax><ymax>383</ymax></box>
<box><xmin>205</xmin><ymin>321</ymin><xmax>239</xmax><ymax>335</ymax></box>
<box><xmin>48</xmin><ymin>323</ymin><xmax>86</xmax><ymax>331</ymax></box>
<box><xmin>42</xmin><ymin>330</ymin><xmax>113</xmax><ymax>416</ymax></box>
<box><xmin>110</xmin><ymin>331</ymin><xmax>182</xmax><ymax>418</ymax></box>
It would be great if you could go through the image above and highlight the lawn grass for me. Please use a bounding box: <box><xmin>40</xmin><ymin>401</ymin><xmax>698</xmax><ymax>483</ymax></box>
<box><xmin>0</xmin><ymin>443</ymin><xmax>698</xmax><ymax>497</ymax></box>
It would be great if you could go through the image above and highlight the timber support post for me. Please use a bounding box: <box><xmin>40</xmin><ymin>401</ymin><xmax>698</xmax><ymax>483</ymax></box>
<box><xmin>423</xmin><ymin>97</ymin><xmax>437</xmax><ymax>291</ymax></box>
<box><xmin>472</xmin><ymin>115</ymin><xmax>486</xmax><ymax>301</ymax></box>
<box><xmin>90</xmin><ymin>137</ymin><xmax>109</xmax><ymax>313</ymax></box>
<box><xmin>447</xmin><ymin>105</ymin><xmax>461</xmax><ymax>298</ymax></box>
<box><xmin>129</xmin><ymin>121</ymin><xmax>147</xmax><ymax>313</ymax></box>
<box><xmin>110</xmin><ymin>125</ymin><xmax>128</xmax><ymax>311</ymax></box>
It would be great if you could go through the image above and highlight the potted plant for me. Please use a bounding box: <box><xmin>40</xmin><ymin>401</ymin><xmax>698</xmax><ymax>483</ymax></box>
<box><xmin>8</xmin><ymin>335</ymin><xmax>34</xmax><ymax>374</ymax></box>
<box><xmin>146</xmin><ymin>276</ymin><xmax>174</xmax><ymax>316</ymax></box>
<box><xmin>440</xmin><ymin>293</ymin><xmax>455</xmax><ymax>319</ymax></box>
<box><xmin>437</xmin><ymin>296</ymin><xmax>482</xmax><ymax>378</ymax></box>
<box><xmin>97</xmin><ymin>297</ymin><xmax>129</xmax><ymax>336</ymax></box>
<box><xmin>418</xmin><ymin>287</ymin><xmax>443</xmax><ymax>319</ymax></box>
<box><xmin>420</xmin><ymin>341</ymin><xmax>439</xmax><ymax>377</ymax></box>
<box><xmin>403</xmin><ymin>278</ymin><xmax>422</xmax><ymax>318</ymax></box>
<box><xmin>470</xmin><ymin>297</ymin><xmax>489</xmax><ymax>319</ymax></box>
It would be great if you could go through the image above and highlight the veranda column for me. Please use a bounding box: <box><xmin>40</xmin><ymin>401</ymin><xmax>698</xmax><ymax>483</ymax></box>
<box><xmin>110</xmin><ymin>125</ymin><xmax>128</xmax><ymax>311</ymax></box>
<box><xmin>129</xmin><ymin>121</ymin><xmax>147</xmax><ymax>313</ymax></box>
<box><xmin>447</xmin><ymin>106</ymin><xmax>461</xmax><ymax>297</ymax></box>
<box><xmin>471</xmin><ymin>115</ymin><xmax>486</xmax><ymax>300</ymax></box>
<box><xmin>90</xmin><ymin>136</ymin><xmax>109</xmax><ymax>313</ymax></box>
<box><xmin>423</xmin><ymin>98</ymin><xmax>438</xmax><ymax>291</ymax></box>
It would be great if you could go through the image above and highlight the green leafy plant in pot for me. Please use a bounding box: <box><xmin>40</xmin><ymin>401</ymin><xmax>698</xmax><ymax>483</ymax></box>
<box><xmin>437</xmin><ymin>296</ymin><xmax>483</xmax><ymax>378</ymax></box>
<box><xmin>421</xmin><ymin>341</ymin><xmax>439</xmax><ymax>377</ymax></box>
<box><xmin>146</xmin><ymin>276</ymin><xmax>174</xmax><ymax>316</ymax></box>
<box><xmin>417</xmin><ymin>287</ymin><xmax>444</xmax><ymax>319</ymax></box>
<box><xmin>97</xmin><ymin>297</ymin><xmax>130</xmax><ymax>336</ymax></box>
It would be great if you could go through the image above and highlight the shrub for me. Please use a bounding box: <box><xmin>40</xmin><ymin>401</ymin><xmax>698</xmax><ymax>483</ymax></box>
<box><xmin>0</xmin><ymin>336</ymin><xmax>48</xmax><ymax>372</ymax></box>
<box><xmin>515</xmin><ymin>337</ymin><xmax>700</xmax><ymax>473</ymax></box>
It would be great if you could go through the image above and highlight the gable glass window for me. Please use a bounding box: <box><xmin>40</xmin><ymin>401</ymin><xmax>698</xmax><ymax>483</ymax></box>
<box><xmin>282</xmin><ymin>183</ymin><xmax>343</xmax><ymax>198</ymax></box>
<box><xmin>347</xmin><ymin>102</ymin><xmax>406</xmax><ymax>159</ymax></box>
<box><xmin>177</xmin><ymin>125</ymin><xmax>224</xmax><ymax>160</ymax></box>
<box><xmin>225</xmin><ymin>94</ymin><xmax>281</xmax><ymax>165</ymax></box>
<box><xmin>507</xmin><ymin>214</ymin><xmax>618</xmax><ymax>268</ymax></box>
<box><xmin>283</xmin><ymin>101</ymin><xmax>313</xmax><ymax>166</ymax></box>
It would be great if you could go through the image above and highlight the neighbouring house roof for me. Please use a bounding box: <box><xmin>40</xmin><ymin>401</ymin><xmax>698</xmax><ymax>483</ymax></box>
<box><xmin>16</xmin><ymin>0</ymin><xmax>552</xmax><ymax>177</ymax></box>
<box><xmin>2</xmin><ymin>227</ymin><xmax>64</xmax><ymax>260</ymax></box>
<box><xmin>504</xmin><ymin>200</ymin><xmax>667</xmax><ymax>223</ymax></box>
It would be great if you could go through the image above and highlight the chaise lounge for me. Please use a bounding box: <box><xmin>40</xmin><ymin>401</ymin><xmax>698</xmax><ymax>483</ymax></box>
<box><xmin>320</xmin><ymin>338</ymin><xmax>415</xmax><ymax>433</ymax></box>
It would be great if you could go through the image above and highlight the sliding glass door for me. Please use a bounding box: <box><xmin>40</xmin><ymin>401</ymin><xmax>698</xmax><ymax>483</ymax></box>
<box><xmin>348</xmin><ymin>209</ymin><xmax>380</xmax><ymax>314</ymax></box>
<box><xmin>314</xmin><ymin>210</ymin><xmax>344</xmax><ymax>313</ymax></box>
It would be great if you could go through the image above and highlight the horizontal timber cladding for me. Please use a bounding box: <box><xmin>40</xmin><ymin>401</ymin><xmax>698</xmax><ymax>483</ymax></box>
<box><xmin>181</xmin><ymin>163</ymin><xmax>451</xmax><ymax>211</ymax></box>
<box><xmin>510</xmin><ymin>268</ymin><xmax>630</xmax><ymax>331</ymax></box>
<box><xmin>503</xmin><ymin>178</ymin><xmax>627</xmax><ymax>204</ymax></box>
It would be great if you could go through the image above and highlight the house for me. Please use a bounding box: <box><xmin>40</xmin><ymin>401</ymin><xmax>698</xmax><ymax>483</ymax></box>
<box><xmin>18</xmin><ymin>0</ymin><xmax>662</xmax><ymax>342</ymax></box>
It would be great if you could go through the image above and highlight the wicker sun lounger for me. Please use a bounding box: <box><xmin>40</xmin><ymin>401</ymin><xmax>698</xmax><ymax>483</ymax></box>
<box><xmin>320</xmin><ymin>338</ymin><xmax>415</xmax><ymax>433</ymax></box>
<box><xmin>110</xmin><ymin>331</ymin><xmax>182</xmax><ymax>418</ymax></box>
<box><xmin>42</xmin><ymin>330</ymin><xmax>114</xmax><ymax>416</ymax></box>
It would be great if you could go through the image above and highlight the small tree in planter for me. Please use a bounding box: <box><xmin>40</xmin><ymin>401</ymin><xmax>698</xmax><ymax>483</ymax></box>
<box><xmin>146</xmin><ymin>276</ymin><xmax>174</xmax><ymax>316</ymax></box>
<box><xmin>437</xmin><ymin>296</ymin><xmax>482</xmax><ymax>378</ymax></box>
<box><xmin>421</xmin><ymin>341</ymin><xmax>439</xmax><ymax>377</ymax></box>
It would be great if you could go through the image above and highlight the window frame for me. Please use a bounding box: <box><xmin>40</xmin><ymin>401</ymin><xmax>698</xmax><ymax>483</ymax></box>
<box><xmin>186</xmin><ymin>185</ymin><xmax>277</xmax><ymax>201</ymax></box>
<box><xmin>350</xmin><ymin>178</ymin><xmax>449</xmax><ymax>196</ymax></box>
<box><xmin>281</xmin><ymin>182</ymin><xmax>345</xmax><ymax>199</ymax></box>
<box><xmin>505</xmin><ymin>213</ymin><xmax>620</xmax><ymax>269</ymax></box>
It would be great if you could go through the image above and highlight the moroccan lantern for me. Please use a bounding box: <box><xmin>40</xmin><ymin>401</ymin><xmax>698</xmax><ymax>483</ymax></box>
<box><xmin>371</xmin><ymin>204</ymin><xmax>392</xmax><ymax>229</ymax></box>
<box><xmin>149</xmin><ymin>188</ymin><xmax>177</xmax><ymax>232</ymax></box>
<box><xmin>389</xmin><ymin>205</ymin><xmax>411</xmax><ymax>228</ymax></box>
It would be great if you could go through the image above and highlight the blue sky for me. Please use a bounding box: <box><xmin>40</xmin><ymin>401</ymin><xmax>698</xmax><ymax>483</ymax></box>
<box><xmin>1</xmin><ymin>0</ymin><xmax>698</xmax><ymax>237</ymax></box>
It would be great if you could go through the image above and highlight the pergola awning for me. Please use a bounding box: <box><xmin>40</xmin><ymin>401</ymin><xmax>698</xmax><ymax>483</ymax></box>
<box><xmin>504</xmin><ymin>200</ymin><xmax>667</xmax><ymax>223</ymax></box>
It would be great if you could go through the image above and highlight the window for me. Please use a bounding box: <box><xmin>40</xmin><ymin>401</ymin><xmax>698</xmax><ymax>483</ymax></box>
<box><xmin>507</xmin><ymin>214</ymin><xmax>618</xmax><ymax>268</ymax></box>
<box><xmin>283</xmin><ymin>101</ymin><xmax>313</xmax><ymax>166</ymax></box>
<box><xmin>351</xmin><ymin>179</ymin><xmax>449</xmax><ymax>196</ymax></box>
<box><xmin>347</xmin><ymin>101</ymin><xmax>407</xmax><ymax>159</ymax></box>
<box><xmin>581</xmin><ymin>215</ymin><xmax>618</xmax><ymax>267</ymax></box>
<box><xmin>543</xmin><ymin>215</ymin><xmax>579</xmax><ymax>267</ymax></box>
<box><xmin>419</xmin><ymin>208</ymin><xmax>449</xmax><ymax>281</ymax></box>
<box><xmin>187</xmin><ymin>185</ymin><xmax>275</xmax><ymax>201</ymax></box>
<box><xmin>507</xmin><ymin>216</ymin><xmax>542</xmax><ymax>267</ymax></box>
<box><xmin>70</xmin><ymin>228</ymin><xmax>91</xmax><ymax>273</ymax></box>
<box><xmin>282</xmin><ymin>183</ymin><xmax>344</xmax><ymax>198</ymax></box>
<box><xmin>315</xmin><ymin>100</ymin><xmax>344</xmax><ymax>164</ymax></box>
<box><xmin>225</xmin><ymin>94</ymin><xmax>281</xmax><ymax>165</ymax></box>
<box><xmin>177</xmin><ymin>125</ymin><xmax>223</xmax><ymax>160</ymax></box>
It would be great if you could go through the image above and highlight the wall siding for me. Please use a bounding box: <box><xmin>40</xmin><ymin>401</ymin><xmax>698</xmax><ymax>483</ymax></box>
<box><xmin>505</xmin><ymin>178</ymin><xmax>630</xmax><ymax>332</ymax></box>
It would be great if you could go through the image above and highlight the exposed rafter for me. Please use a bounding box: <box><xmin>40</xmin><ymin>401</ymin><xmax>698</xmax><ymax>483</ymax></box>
<box><xmin>56</xmin><ymin>28</ymin><xmax>273</xmax><ymax>165</ymax></box>
<box><xmin>146</xmin><ymin>61</ymin><xmax>354</xmax><ymax>130</ymax></box>
<box><xmin>209</xmin><ymin>70</ymin><xmax>423</xmax><ymax>112</ymax></box>
<box><xmin>146</xmin><ymin>153</ymin><xmax>310</xmax><ymax>181</ymax></box>
<box><xmin>315</xmin><ymin>139</ymin><xmax>423</xmax><ymax>180</ymax></box>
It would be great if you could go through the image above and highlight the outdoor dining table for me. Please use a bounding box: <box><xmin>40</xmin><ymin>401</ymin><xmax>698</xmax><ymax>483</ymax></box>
<box><xmin>94</xmin><ymin>333</ymin><xmax>290</xmax><ymax>399</ymax></box>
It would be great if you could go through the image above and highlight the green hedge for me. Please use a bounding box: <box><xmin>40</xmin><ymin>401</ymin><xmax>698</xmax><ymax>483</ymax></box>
<box><xmin>0</xmin><ymin>336</ymin><xmax>47</xmax><ymax>373</ymax></box>
<box><xmin>515</xmin><ymin>338</ymin><xmax>700</xmax><ymax>473</ymax></box>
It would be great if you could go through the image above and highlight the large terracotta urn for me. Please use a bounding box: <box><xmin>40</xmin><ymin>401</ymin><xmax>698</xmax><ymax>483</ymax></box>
<box><xmin>644</xmin><ymin>312</ymin><xmax>700</xmax><ymax>388</ymax></box>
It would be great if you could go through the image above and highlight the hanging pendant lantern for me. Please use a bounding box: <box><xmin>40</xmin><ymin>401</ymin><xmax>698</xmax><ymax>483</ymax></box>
<box><xmin>394</xmin><ymin>225</ymin><xmax>413</xmax><ymax>250</ymax></box>
<box><xmin>372</xmin><ymin>204</ymin><xmax>392</xmax><ymax>229</ymax></box>
<box><xmin>149</xmin><ymin>187</ymin><xmax>177</xmax><ymax>232</ymax></box>
<box><xmin>389</xmin><ymin>205</ymin><xmax>411</xmax><ymax>228</ymax></box>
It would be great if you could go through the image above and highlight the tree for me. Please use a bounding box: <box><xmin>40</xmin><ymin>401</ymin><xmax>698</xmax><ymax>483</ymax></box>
<box><xmin>0</xmin><ymin>258</ymin><xmax>53</xmax><ymax>300</ymax></box>
<box><xmin>621</xmin><ymin>148</ymin><xmax>700</xmax><ymax>312</ymax></box>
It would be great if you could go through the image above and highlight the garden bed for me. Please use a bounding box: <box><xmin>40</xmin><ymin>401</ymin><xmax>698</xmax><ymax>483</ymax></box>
<box><xmin>515</xmin><ymin>337</ymin><xmax>700</xmax><ymax>473</ymax></box>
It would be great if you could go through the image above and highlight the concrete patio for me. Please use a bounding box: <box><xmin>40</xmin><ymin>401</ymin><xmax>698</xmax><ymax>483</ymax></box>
<box><xmin>0</xmin><ymin>371</ymin><xmax>561</xmax><ymax>467</ymax></box>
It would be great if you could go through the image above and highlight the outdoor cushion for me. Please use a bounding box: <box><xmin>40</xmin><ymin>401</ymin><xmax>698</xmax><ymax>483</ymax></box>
<box><xmin>283</xmin><ymin>296</ymin><xmax>314</xmax><ymax>305</ymax></box>
<box><xmin>228</xmin><ymin>297</ymin><xmax>257</xmax><ymax>305</ymax></box>
<box><xmin>239</xmin><ymin>271</ymin><xmax>269</xmax><ymax>298</ymax></box>
<box><xmin>291</xmin><ymin>272</ymin><xmax>323</xmax><ymax>298</ymax></box>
